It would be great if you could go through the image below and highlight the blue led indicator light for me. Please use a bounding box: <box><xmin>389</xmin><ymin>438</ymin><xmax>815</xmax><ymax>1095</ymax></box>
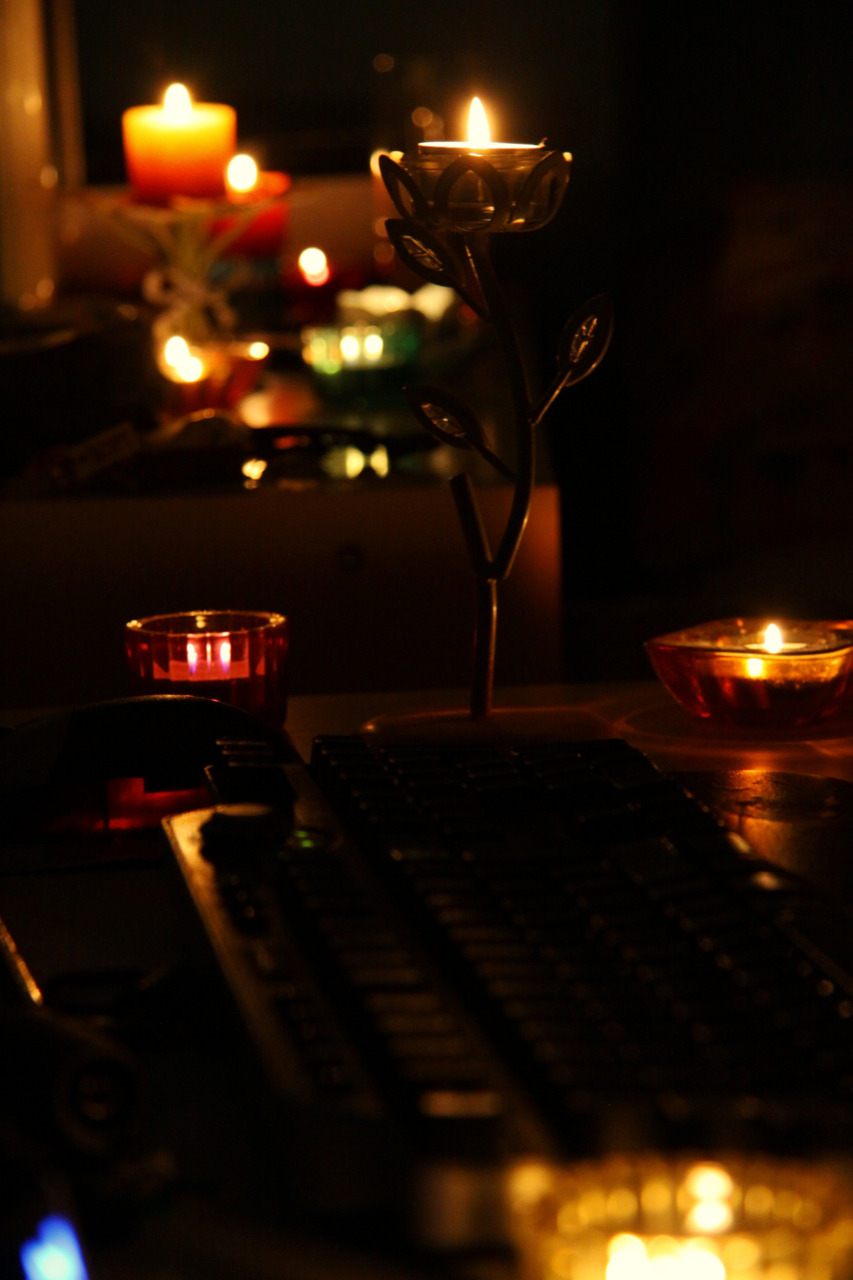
<box><xmin>20</xmin><ymin>1215</ymin><xmax>88</xmax><ymax>1280</ymax></box>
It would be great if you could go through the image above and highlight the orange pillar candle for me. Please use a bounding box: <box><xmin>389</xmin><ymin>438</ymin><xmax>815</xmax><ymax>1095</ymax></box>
<box><xmin>122</xmin><ymin>83</ymin><xmax>236</xmax><ymax>204</ymax></box>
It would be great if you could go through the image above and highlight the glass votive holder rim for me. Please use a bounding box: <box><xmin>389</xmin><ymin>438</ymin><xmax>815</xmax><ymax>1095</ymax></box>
<box><xmin>645</xmin><ymin>618</ymin><xmax>853</xmax><ymax>730</ymax></box>
<box><xmin>646</xmin><ymin>617</ymin><xmax>853</xmax><ymax>657</ymax></box>
<box><xmin>126</xmin><ymin>609</ymin><xmax>287</xmax><ymax>637</ymax></box>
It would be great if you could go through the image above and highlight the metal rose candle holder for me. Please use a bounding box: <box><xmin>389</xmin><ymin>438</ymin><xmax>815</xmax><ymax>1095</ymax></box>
<box><xmin>379</xmin><ymin>147</ymin><xmax>612</xmax><ymax>720</ymax></box>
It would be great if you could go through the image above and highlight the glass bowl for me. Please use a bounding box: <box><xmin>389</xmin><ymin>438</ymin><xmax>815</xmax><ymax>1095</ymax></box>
<box><xmin>125</xmin><ymin>609</ymin><xmax>288</xmax><ymax>728</ymax></box>
<box><xmin>645</xmin><ymin>618</ymin><xmax>853</xmax><ymax>731</ymax></box>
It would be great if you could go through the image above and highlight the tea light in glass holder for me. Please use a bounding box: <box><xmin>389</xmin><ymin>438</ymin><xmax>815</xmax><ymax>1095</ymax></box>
<box><xmin>125</xmin><ymin>610</ymin><xmax>288</xmax><ymax>728</ymax></box>
<box><xmin>645</xmin><ymin>617</ymin><xmax>853</xmax><ymax>731</ymax></box>
<box><xmin>509</xmin><ymin>1153</ymin><xmax>853</xmax><ymax>1280</ymax></box>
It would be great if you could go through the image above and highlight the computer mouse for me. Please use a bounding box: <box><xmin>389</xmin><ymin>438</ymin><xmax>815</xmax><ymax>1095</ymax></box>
<box><xmin>0</xmin><ymin>695</ymin><xmax>297</xmax><ymax>834</ymax></box>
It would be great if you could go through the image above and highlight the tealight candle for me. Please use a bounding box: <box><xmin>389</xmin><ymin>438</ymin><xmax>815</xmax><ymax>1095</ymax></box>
<box><xmin>155</xmin><ymin>335</ymin><xmax>271</xmax><ymax>420</ymax></box>
<box><xmin>122</xmin><ymin>83</ymin><xmax>237</xmax><ymax>204</ymax></box>
<box><xmin>646</xmin><ymin>617</ymin><xmax>853</xmax><ymax>730</ymax></box>
<box><xmin>125</xmin><ymin>610</ymin><xmax>288</xmax><ymax>728</ymax></box>
<box><xmin>403</xmin><ymin>96</ymin><xmax>554</xmax><ymax>229</ymax></box>
<box><xmin>207</xmin><ymin>156</ymin><xmax>291</xmax><ymax>257</ymax></box>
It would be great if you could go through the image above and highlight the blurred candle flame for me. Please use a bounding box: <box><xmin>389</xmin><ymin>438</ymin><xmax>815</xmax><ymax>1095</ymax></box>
<box><xmin>163</xmin><ymin>83</ymin><xmax>193</xmax><ymax>124</ymax></box>
<box><xmin>162</xmin><ymin>334</ymin><xmax>204</xmax><ymax>383</ymax></box>
<box><xmin>298</xmin><ymin>246</ymin><xmax>330</xmax><ymax>286</ymax></box>
<box><xmin>226</xmin><ymin>153</ymin><xmax>258</xmax><ymax>193</ymax></box>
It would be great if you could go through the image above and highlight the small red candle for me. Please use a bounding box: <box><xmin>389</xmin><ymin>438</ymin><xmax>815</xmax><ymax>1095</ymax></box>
<box><xmin>125</xmin><ymin>610</ymin><xmax>288</xmax><ymax>728</ymax></box>
<box><xmin>123</xmin><ymin>83</ymin><xmax>236</xmax><ymax>204</ymax></box>
<box><xmin>207</xmin><ymin>157</ymin><xmax>291</xmax><ymax>257</ymax></box>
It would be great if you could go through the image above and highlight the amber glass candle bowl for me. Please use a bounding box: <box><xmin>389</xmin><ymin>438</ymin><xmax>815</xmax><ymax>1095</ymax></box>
<box><xmin>125</xmin><ymin>610</ymin><xmax>288</xmax><ymax>728</ymax></box>
<box><xmin>645</xmin><ymin>618</ymin><xmax>853</xmax><ymax>731</ymax></box>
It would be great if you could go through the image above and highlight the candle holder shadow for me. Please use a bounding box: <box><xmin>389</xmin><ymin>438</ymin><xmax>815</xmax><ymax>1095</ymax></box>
<box><xmin>646</xmin><ymin>618</ymin><xmax>853</xmax><ymax>732</ymax></box>
<box><xmin>376</xmin><ymin>148</ymin><xmax>612</xmax><ymax>727</ymax></box>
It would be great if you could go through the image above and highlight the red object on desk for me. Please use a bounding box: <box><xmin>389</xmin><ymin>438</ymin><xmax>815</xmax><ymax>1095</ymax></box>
<box><xmin>125</xmin><ymin>610</ymin><xmax>288</xmax><ymax>728</ymax></box>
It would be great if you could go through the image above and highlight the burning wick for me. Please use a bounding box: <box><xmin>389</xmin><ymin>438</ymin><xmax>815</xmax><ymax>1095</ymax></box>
<box><xmin>467</xmin><ymin>96</ymin><xmax>490</xmax><ymax>147</ymax></box>
<box><xmin>763</xmin><ymin>622</ymin><xmax>783</xmax><ymax>654</ymax></box>
<box><xmin>746</xmin><ymin>622</ymin><xmax>785</xmax><ymax>678</ymax></box>
<box><xmin>162</xmin><ymin>82</ymin><xmax>193</xmax><ymax>124</ymax></box>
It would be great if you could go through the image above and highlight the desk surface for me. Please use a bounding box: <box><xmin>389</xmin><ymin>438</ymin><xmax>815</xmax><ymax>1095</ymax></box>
<box><xmin>5</xmin><ymin>682</ymin><xmax>853</xmax><ymax>1277</ymax></box>
<box><xmin>285</xmin><ymin>681</ymin><xmax>853</xmax><ymax>905</ymax></box>
<box><xmin>286</xmin><ymin>680</ymin><xmax>853</xmax><ymax>782</ymax></box>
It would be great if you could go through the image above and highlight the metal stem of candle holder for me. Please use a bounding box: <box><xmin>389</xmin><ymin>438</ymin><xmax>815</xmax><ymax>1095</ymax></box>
<box><xmin>379</xmin><ymin>149</ymin><xmax>613</xmax><ymax>720</ymax></box>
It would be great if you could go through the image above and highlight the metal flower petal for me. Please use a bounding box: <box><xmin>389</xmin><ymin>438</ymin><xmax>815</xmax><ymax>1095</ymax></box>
<box><xmin>405</xmin><ymin>385</ymin><xmax>486</xmax><ymax>450</ymax></box>
<box><xmin>509</xmin><ymin>150</ymin><xmax>571</xmax><ymax>231</ymax></box>
<box><xmin>432</xmin><ymin>155</ymin><xmax>512</xmax><ymax>232</ymax></box>
<box><xmin>378</xmin><ymin>153</ymin><xmax>431</xmax><ymax>223</ymax></box>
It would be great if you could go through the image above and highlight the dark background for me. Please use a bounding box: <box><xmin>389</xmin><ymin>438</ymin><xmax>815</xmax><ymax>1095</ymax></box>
<box><xmin>71</xmin><ymin>0</ymin><xmax>853</xmax><ymax>679</ymax></box>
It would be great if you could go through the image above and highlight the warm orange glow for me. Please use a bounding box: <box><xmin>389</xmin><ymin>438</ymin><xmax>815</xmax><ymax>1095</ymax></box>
<box><xmin>226</xmin><ymin>152</ymin><xmax>258</xmax><ymax>192</ymax></box>
<box><xmin>163</xmin><ymin>82</ymin><xmax>192</xmax><ymax>123</ymax></box>
<box><xmin>123</xmin><ymin>86</ymin><xmax>236</xmax><ymax>201</ymax></box>
<box><xmin>298</xmin><ymin>246</ymin><xmax>330</xmax><ymax>286</ymax></box>
<box><xmin>763</xmin><ymin>622</ymin><xmax>783</xmax><ymax>653</ymax></box>
<box><xmin>162</xmin><ymin>335</ymin><xmax>205</xmax><ymax>383</ymax></box>
<box><xmin>467</xmin><ymin>96</ymin><xmax>491</xmax><ymax>146</ymax></box>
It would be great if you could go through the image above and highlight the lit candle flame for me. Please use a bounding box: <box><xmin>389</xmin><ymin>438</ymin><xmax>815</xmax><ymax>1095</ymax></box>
<box><xmin>163</xmin><ymin>83</ymin><xmax>193</xmax><ymax>124</ymax></box>
<box><xmin>162</xmin><ymin>334</ymin><xmax>205</xmax><ymax>383</ymax></box>
<box><xmin>187</xmin><ymin>640</ymin><xmax>198</xmax><ymax>674</ymax></box>
<box><xmin>298</xmin><ymin>246</ymin><xmax>330</xmax><ymax>286</ymax></box>
<box><xmin>218</xmin><ymin>638</ymin><xmax>231</xmax><ymax>672</ymax></box>
<box><xmin>467</xmin><ymin>96</ymin><xmax>491</xmax><ymax>147</ymax></box>
<box><xmin>226</xmin><ymin>153</ymin><xmax>258</xmax><ymax>193</ymax></box>
<box><xmin>763</xmin><ymin>622</ymin><xmax>783</xmax><ymax>653</ymax></box>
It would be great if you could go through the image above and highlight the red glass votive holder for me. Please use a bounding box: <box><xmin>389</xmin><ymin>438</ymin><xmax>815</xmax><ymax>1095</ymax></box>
<box><xmin>157</xmin><ymin>337</ymin><xmax>270</xmax><ymax>421</ymax></box>
<box><xmin>645</xmin><ymin>618</ymin><xmax>853</xmax><ymax>731</ymax></box>
<box><xmin>125</xmin><ymin>610</ymin><xmax>288</xmax><ymax>728</ymax></box>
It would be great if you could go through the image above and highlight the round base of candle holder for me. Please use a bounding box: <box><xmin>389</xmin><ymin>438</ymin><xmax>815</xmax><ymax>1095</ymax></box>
<box><xmin>361</xmin><ymin>703</ymin><xmax>606</xmax><ymax>747</ymax></box>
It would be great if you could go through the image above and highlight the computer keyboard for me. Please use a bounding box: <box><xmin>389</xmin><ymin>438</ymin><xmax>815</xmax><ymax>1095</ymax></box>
<box><xmin>164</xmin><ymin>734</ymin><xmax>853</xmax><ymax>1247</ymax></box>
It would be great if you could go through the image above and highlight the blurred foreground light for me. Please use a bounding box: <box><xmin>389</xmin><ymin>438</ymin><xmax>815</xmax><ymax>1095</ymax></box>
<box><xmin>20</xmin><ymin>1215</ymin><xmax>89</xmax><ymax>1280</ymax></box>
